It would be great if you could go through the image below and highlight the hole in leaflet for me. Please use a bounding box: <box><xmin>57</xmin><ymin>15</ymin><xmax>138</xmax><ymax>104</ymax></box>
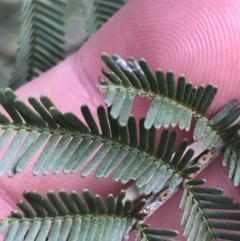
<box><xmin>207</xmin><ymin>149</ymin><xmax>215</xmax><ymax>159</ymax></box>
<box><xmin>198</xmin><ymin>154</ymin><xmax>210</xmax><ymax>166</ymax></box>
<box><xmin>159</xmin><ymin>190</ymin><xmax>169</xmax><ymax>201</ymax></box>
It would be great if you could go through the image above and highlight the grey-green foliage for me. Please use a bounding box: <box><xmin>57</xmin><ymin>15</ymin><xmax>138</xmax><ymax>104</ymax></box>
<box><xmin>99</xmin><ymin>53</ymin><xmax>240</xmax><ymax>187</ymax></box>
<box><xmin>98</xmin><ymin>53</ymin><xmax>218</xmax><ymax>131</ymax></box>
<box><xmin>0</xmin><ymin>189</ymin><xmax>147</xmax><ymax>241</ymax></box>
<box><xmin>135</xmin><ymin>222</ymin><xmax>179</xmax><ymax>241</ymax></box>
<box><xmin>223</xmin><ymin>136</ymin><xmax>240</xmax><ymax>186</ymax></box>
<box><xmin>8</xmin><ymin>0</ymin><xmax>129</xmax><ymax>90</ymax></box>
<box><xmin>194</xmin><ymin>100</ymin><xmax>240</xmax><ymax>185</ymax></box>
<box><xmin>83</xmin><ymin>0</ymin><xmax>128</xmax><ymax>40</ymax></box>
<box><xmin>1</xmin><ymin>51</ymin><xmax>240</xmax><ymax>241</ymax></box>
<box><xmin>9</xmin><ymin>0</ymin><xmax>66</xmax><ymax>90</ymax></box>
<box><xmin>180</xmin><ymin>179</ymin><xmax>240</xmax><ymax>241</ymax></box>
<box><xmin>0</xmin><ymin>88</ymin><xmax>198</xmax><ymax>195</ymax></box>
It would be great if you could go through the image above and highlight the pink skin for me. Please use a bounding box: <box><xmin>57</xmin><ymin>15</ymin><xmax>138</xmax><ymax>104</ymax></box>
<box><xmin>1</xmin><ymin>0</ymin><xmax>240</xmax><ymax>239</ymax></box>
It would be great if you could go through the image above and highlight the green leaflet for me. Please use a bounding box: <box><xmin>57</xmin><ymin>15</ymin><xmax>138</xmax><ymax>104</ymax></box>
<box><xmin>0</xmin><ymin>190</ymin><xmax>146</xmax><ymax>241</ymax></box>
<box><xmin>83</xmin><ymin>0</ymin><xmax>128</xmax><ymax>40</ymax></box>
<box><xmin>98</xmin><ymin>53</ymin><xmax>218</xmax><ymax>131</ymax></box>
<box><xmin>193</xmin><ymin>100</ymin><xmax>240</xmax><ymax>149</ymax></box>
<box><xmin>135</xmin><ymin>222</ymin><xmax>179</xmax><ymax>241</ymax></box>
<box><xmin>193</xmin><ymin>100</ymin><xmax>240</xmax><ymax>185</ymax></box>
<box><xmin>9</xmin><ymin>0</ymin><xmax>66</xmax><ymax>90</ymax></box>
<box><xmin>223</xmin><ymin>140</ymin><xmax>240</xmax><ymax>186</ymax></box>
<box><xmin>0</xmin><ymin>88</ymin><xmax>199</xmax><ymax>194</ymax></box>
<box><xmin>180</xmin><ymin>179</ymin><xmax>240</xmax><ymax>241</ymax></box>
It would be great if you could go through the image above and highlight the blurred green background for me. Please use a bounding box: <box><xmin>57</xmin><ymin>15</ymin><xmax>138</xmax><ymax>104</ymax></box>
<box><xmin>0</xmin><ymin>0</ymin><xmax>124</xmax><ymax>87</ymax></box>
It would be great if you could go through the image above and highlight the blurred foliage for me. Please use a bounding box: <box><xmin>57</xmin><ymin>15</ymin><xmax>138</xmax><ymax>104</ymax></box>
<box><xmin>0</xmin><ymin>0</ymin><xmax>127</xmax><ymax>88</ymax></box>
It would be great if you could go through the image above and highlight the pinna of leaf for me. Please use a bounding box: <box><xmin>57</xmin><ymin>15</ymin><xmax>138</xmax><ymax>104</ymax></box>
<box><xmin>0</xmin><ymin>189</ymin><xmax>180</xmax><ymax>241</ymax></box>
<box><xmin>9</xmin><ymin>0</ymin><xmax>66</xmax><ymax>90</ymax></box>
<box><xmin>0</xmin><ymin>189</ymin><xmax>148</xmax><ymax>241</ymax></box>
<box><xmin>0</xmin><ymin>88</ymin><xmax>199</xmax><ymax>195</ymax></box>
<box><xmin>98</xmin><ymin>52</ymin><xmax>218</xmax><ymax>131</ymax></box>
<box><xmin>180</xmin><ymin>179</ymin><xmax>240</xmax><ymax>241</ymax></box>
<box><xmin>1</xmin><ymin>53</ymin><xmax>240</xmax><ymax>241</ymax></box>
